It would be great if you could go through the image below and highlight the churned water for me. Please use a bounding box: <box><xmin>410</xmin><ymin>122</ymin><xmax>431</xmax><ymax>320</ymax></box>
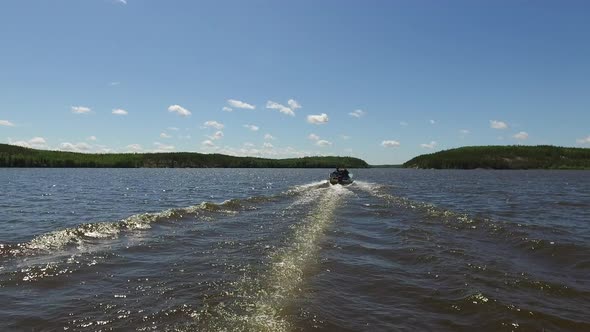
<box><xmin>0</xmin><ymin>168</ymin><xmax>589</xmax><ymax>331</ymax></box>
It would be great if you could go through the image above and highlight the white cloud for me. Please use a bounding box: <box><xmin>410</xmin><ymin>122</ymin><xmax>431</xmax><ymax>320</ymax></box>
<box><xmin>202</xmin><ymin>140</ymin><xmax>216</xmax><ymax>147</ymax></box>
<box><xmin>316</xmin><ymin>140</ymin><xmax>332</xmax><ymax>147</ymax></box>
<box><xmin>10</xmin><ymin>137</ymin><xmax>47</xmax><ymax>149</ymax></box>
<box><xmin>288</xmin><ymin>99</ymin><xmax>302</xmax><ymax>110</ymax></box>
<box><xmin>263</xmin><ymin>142</ymin><xmax>274</xmax><ymax>148</ymax></box>
<box><xmin>490</xmin><ymin>120</ymin><xmax>508</xmax><ymax>129</ymax></box>
<box><xmin>160</xmin><ymin>132</ymin><xmax>172</xmax><ymax>138</ymax></box>
<box><xmin>264</xmin><ymin>134</ymin><xmax>275</xmax><ymax>140</ymax></box>
<box><xmin>168</xmin><ymin>104</ymin><xmax>191</xmax><ymax>117</ymax></box>
<box><xmin>244</xmin><ymin>142</ymin><xmax>255</xmax><ymax>148</ymax></box>
<box><xmin>222</xmin><ymin>106</ymin><xmax>233</xmax><ymax>112</ymax></box>
<box><xmin>109</xmin><ymin>81</ymin><xmax>120</xmax><ymax>86</ymax></box>
<box><xmin>116</xmin><ymin>0</ymin><xmax>127</xmax><ymax>4</ymax></box>
<box><xmin>88</xmin><ymin>136</ymin><xmax>97</xmax><ymax>141</ymax></box>
<box><xmin>400</xmin><ymin>121</ymin><xmax>409</xmax><ymax>126</ymax></box>
<box><xmin>244</xmin><ymin>124</ymin><xmax>259</xmax><ymax>131</ymax></box>
<box><xmin>340</xmin><ymin>135</ymin><xmax>351</xmax><ymax>140</ymax></box>
<box><xmin>204</xmin><ymin>120</ymin><xmax>224</xmax><ymax>130</ymax></box>
<box><xmin>576</xmin><ymin>136</ymin><xmax>590</xmax><ymax>144</ymax></box>
<box><xmin>430</xmin><ymin>119</ymin><xmax>436</xmax><ymax>125</ymax></box>
<box><xmin>420</xmin><ymin>141</ymin><xmax>437</xmax><ymax>149</ymax></box>
<box><xmin>71</xmin><ymin>106</ymin><xmax>91</xmax><ymax>114</ymax></box>
<box><xmin>30</xmin><ymin>137</ymin><xmax>47</xmax><ymax>145</ymax></box>
<box><xmin>460</xmin><ymin>129</ymin><xmax>470</xmax><ymax>135</ymax></box>
<box><xmin>307</xmin><ymin>113</ymin><xmax>329</xmax><ymax>124</ymax></box>
<box><xmin>349</xmin><ymin>109</ymin><xmax>365</xmax><ymax>118</ymax></box>
<box><xmin>266</xmin><ymin>100</ymin><xmax>295</xmax><ymax>116</ymax></box>
<box><xmin>513</xmin><ymin>131</ymin><xmax>529</xmax><ymax>140</ymax></box>
<box><xmin>0</xmin><ymin>120</ymin><xmax>15</xmax><ymax>127</ymax></box>
<box><xmin>381</xmin><ymin>140</ymin><xmax>400</xmax><ymax>148</ymax></box>
<box><xmin>153</xmin><ymin>142</ymin><xmax>175</xmax><ymax>152</ymax></box>
<box><xmin>59</xmin><ymin>142</ymin><xmax>91</xmax><ymax>152</ymax></box>
<box><xmin>167</xmin><ymin>127</ymin><xmax>180</xmax><ymax>131</ymax></box>
<box><xmin>228</xmin><ymin>99</ymin><xmax>255</xmax><ymax>110</ymax></box>
<box><xmin>208</xmin><ymin>131</ymin><xmax>224</xmax><ymax>140</ymax></box>
<box><xmin>126</xmin><ymin>144</ymin><xmax>143</xmax><ymax>152</ymax></box>
<box><xmin>112</xmin><ymin>108</ymin><xmax>128</xmax><ymax>115</ymax></box>
<box><xmin>308</xmin><ymin>133</ymin><xmax>320</xmax><ymax>141</ymax></box>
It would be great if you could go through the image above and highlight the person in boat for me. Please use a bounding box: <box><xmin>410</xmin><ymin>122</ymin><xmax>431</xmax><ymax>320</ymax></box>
<box><xmin>333</xmin><ymin>168</ymin><xmax>349</xmax><ymax>179</ymax></box>
<box><xmin>342</xmin><ymin>168</ymin><xmax>350</xmax><ymax>178</ymax></box>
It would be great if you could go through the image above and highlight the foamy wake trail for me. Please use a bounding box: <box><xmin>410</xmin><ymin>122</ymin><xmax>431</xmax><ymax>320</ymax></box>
<box><xmin>1</xmin><ymin>182</ymin><xmax>331</xmax><ymax>258</ymax></box>
<box><xmin>1</xmin><ymin>201</ymin><xmax>244</xmax><ymax>257</ymax></box>
<box><xmin>354</xmin><ymin>180</ymin><xmax>485</xmax><ymax>229</ymax></box>
<box><xmin>197</xmin><ymin>185</ymin><xmax>352</xmax><ymax>332</ymax></box>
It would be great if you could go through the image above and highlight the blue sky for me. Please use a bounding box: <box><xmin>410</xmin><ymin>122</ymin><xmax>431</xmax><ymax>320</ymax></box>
<box><xmin>1</xmin><ymin>0</ymin><xmax>589</xmax><ymax>164</ymax></box>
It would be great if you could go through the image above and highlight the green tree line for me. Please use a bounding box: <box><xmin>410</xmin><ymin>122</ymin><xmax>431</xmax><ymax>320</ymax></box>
<box><xmin>403</xmin><ymin>145</ymin><xmax>590</xmax><ymax>170</ymax></box>
<box><xmin>0</xmin><ymin>144</ymin><xmax>369</xmax><ymax>168</ymax></box>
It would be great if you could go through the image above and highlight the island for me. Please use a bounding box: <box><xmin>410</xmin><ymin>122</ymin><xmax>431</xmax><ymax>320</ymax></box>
<box><xmin>403</xmin><ymin>145</ymin><xmax>590</xmax><ymax>170</ymax></box>
<box><xmin>0</xmin><ymin>143</ymin><xmax>369</xmax><ymax>168</ymax></box>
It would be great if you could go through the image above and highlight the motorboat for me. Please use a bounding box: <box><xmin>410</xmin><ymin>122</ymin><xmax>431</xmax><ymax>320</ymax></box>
<box><xmin>329</xmin><ymin>169</ymin><xmax>353</xmax><ymax>185</ymax></box>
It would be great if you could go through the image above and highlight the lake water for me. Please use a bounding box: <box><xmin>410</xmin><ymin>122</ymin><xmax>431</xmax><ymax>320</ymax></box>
<box><xmin>0</xmin><ymin>168</ymin><xmax>589</xmax><ymax>331</ymax></box>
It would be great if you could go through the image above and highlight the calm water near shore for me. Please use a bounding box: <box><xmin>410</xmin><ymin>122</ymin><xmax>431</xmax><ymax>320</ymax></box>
<box><xmin>1</xmin><ymin>168</ymin><xmax>589</xmax><ymax>331</ymax></box>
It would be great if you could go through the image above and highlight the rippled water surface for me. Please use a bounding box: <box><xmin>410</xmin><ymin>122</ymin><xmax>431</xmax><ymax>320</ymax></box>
<box><xmin>1</xmin><ymin>168</ymin><xmax>589</xmax><ymax>331</ymax></box>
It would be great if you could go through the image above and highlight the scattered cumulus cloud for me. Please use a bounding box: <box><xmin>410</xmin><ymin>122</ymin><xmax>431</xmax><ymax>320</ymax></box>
<box><xmin>202</xmin><ymin>140</ymin><xmax>216</xmax><ymax>147</ymax></box>
<box><xmin>222</xmin><ymin>106</ymin><xmax>233</xmax><ymax>112</ymax></box>
<box><xmin>460</xmin><ymin>129</ymin><xmax>470</xmax><ymax>135</ymax></box>
<box><xmin>308</xmin><ymin>133</ymin><xmax>320</xmax><ymax>141</ymax></box>
<box><xmin>112</xmin><ymin>108</ymin><xmax>128</xmax><ymax>115</ymax></box>
<box><xmin>429</xmin><ymin>119</ymin><xmax>436</xmax><ymax>125</ymax></box>
<box><xmin>513</xmin><ymin>131</ymin><xmax>529</xmax><ymax>140</ymax></box>
<box><xmin>204</xmin><ymin>120</ymin><xmax>224</xmax><ymax>130</ymax></box>
<box><xmin>266</xmin><ymin>100</ymin><xmax>295</xmax><ymax>116</ymax></box>
<box><xmin>109</xmin><ymin>82</ymin><xmax>120</xmax><ymax>86</ymax></box>
<box><xmin>316</xmin><ymin>140</ymin><xmax>332</xmax><ymax>147</ymax></box>
<box><xmin>381</xmin><ymin>140</ymin><xmax>400</xmax><ymax>148</ymax></box>
<box><xmin>153</xmin><ymin>142</ymin><xmax>175</xmax><ymax>152</ymax></box>
<box><xmin>243</xmin><ymin>124</ymin><xmax>259</xmax><ymax>131</ymax></box>
<box><xmin>288</xmin><ymin>99</ymin><xmax>302</xmax><ymax>110</ymax></box>
<box><xmin>576</xmin><ymin>136</ymin><xmax>590</xmax><ymax>144</ymax></box>
<box><xmin>349</xmin><ymin>110</ymin><xmax>365</xmax><ymax>118</ymax></box>
<box><xmin>208</xmin><ymin>131</ymin><xmax>224</xmax><ymax>140</ymax></box>
<box><xmin>59</xmin><ymin>142</ymin><xmax>91</xmax><ymax>152</ymax></box>
<box><xmin>340</xmin><ymin>135</ymin><xmax>350</xmax><ymax>140</ymax></box>
<box><xmin>244</xmin><ymin>142</ymin><xmax>255</xmax><ymax>148</ymax></box>
<box><xmin>126</xmin><ymin>144</ymin><xmax>143</xmax><ymax>152</ymax></box>
<box><xmin>264</xmin><ymin>134</ymin><xmax>275</xmax><ymax>140</ymax></box>
<box><xmin>168</xmin><ymin>105</ymin><xmax>191</xmax><ymax>117</ymax></box>
<box><xmin>116</xmin><ymin>0</ymin><xmax>127</xmax><ymax>4</ymax></box>
<box><xmin>71</xmin><ymin>106</ymin><xmax>91</xmax><ymax>114</ymax></box>
<box><xmin>307</xmin><ymin>113</ymin><xmax>329</xmax><ymax>124</ymax></box>
<box><xmin>160</xmin><ymin>132</ymin><xmax>172</xmax><ymax>139</ymax></box>
<box><xmin>228</xmin><ymin>99</ymin><xmax>255</xmax><ymax>110</ymax></box>
<box><xmin>263</xmin><ymin>142</ymin><xmax>274</xmax><ymax>148</ymax></box>
<box><xmin>9</xmin><ymin>137</ymin><xmax>47</xmax><ymax>149</ymax></box>
<box><xmin>0</xmin><ymin>120</ymin><xmax>15</xmax><ymax>127</ymax></box>
<box><xmin>490</xmin><ymin>120</ymin><xmax>508</xmax><ymax>129</ymax></box>
<box><xmin>420</xmin><ymin>141</ymin><xmax>438</xmax><ymax>149</ymax></box>
<box><xmin>88</xmin><ymin>136</ymin><xmax>97</xmax><ymax>141</ymax></box>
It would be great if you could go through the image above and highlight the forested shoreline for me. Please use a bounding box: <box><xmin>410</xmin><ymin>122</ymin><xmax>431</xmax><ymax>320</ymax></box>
<box><xmin>0</xmin><ymin>144</ymin><xmax>369</xmax><ymax>168</ymax></box>
<box><xmin>403</xmin><ymin>145</ymin><xmax>590</xmax><ymax>169</ymax></box>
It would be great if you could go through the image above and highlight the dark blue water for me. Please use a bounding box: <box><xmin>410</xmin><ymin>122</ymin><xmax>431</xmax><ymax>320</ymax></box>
<box><xmin>1</xmin><ymin>168</ymin><xmax>589</xmax><ymax>331</ymax></box>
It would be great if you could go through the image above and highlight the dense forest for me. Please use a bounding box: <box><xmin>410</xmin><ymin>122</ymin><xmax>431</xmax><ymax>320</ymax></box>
<box><xmin>403</xmin><ymin>145</ymin><xmax>590</xmax><ymax>169</ymax></box>
<box><xmin>0</xmin><ymin>144</ymin><xmax>368</xmax><ymax>168</ymax></box>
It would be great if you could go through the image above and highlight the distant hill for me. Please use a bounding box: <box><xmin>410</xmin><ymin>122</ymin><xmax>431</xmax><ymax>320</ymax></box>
<box><xmin>403</xmin><ymin>145</ymin><xmax>590</xmax><ymax>170</ymax></box>
<box><xmin>0</xmin><ymin>144</ymin><xmax>369</xmax><ymax>168</ymax></box>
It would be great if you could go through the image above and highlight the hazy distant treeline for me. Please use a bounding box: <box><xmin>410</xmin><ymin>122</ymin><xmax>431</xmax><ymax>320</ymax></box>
<box><xmin>0</xmin><ymin>144</ymin><xmax>369</xmax><ymax>168</ymax></box>
<box><xmin>403</xmin><ymin>145</ymin><xmax>590</xmax><ymax>169</ymax></box>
